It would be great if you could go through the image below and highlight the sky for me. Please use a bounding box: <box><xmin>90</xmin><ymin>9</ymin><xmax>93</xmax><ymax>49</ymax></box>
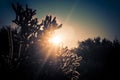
<box><xmin>0</xmin><ymin>0</ymin><xmax>120</xmax><ymax>48</ymax></box>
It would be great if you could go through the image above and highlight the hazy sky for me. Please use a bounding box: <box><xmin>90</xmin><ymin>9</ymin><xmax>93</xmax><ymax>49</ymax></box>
<box><xmin>0</xmin><ymin>0</ymin><xmax>120</xmax><ymax>48</ymax></box>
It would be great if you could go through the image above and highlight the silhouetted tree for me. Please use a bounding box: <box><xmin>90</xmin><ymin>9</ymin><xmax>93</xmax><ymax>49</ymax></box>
<box><xmin>0</xmin><ymin>3</ymin><xmax>81</xmax><ymax>80</ymax></box>
<box><xmin>72</xmin><ymin>37</ymin><xmax>120</xmax><ymax>80</ymax></box>
<box><xmin>11</xmin><ymin>3</ymin><xmax>62</xmax><ymax>57</ymax></box>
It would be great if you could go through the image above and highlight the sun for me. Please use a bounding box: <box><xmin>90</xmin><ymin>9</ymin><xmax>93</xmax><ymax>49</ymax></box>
<box><xmin>49</xmin><ymin>35</ymin><xmax>62</xmax><ymax>45</ymax></box>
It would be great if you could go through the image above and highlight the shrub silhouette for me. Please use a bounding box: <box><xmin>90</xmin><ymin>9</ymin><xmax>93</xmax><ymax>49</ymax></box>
<box><xmin>0</xmin><ymin>3</ymin><xmax>81</xmax><ymax>80</ymax></box>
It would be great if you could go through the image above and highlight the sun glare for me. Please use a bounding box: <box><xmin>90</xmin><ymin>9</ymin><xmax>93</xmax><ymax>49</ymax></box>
<box><xmin>49</xmin><ymin>35</ymin><xmax>61</xmax><ymax>45</ymax></box>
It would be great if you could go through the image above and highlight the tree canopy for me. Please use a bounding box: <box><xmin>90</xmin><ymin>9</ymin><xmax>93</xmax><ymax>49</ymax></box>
<box><xmin>0</xmin><ymin>3</ymin><xmax>81</xmax><ymax>80</ymax></box>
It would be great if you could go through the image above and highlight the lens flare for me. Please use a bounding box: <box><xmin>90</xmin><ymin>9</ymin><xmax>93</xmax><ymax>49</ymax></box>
<box><xmin>49</xmin><ymin>35</ymin><xmax>61</xmax><ymax>45</ymax></box>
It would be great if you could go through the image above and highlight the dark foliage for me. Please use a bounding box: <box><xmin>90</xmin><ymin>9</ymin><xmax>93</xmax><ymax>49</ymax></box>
<box><xmin>0</xmin><ymin>3</ymin><xmax>81</xmax><ymax>80</ymax></box>
<box><xmin>72</xmin><ymin>37</ymin><xmax>120</xmax><ymax>80</ymax></box>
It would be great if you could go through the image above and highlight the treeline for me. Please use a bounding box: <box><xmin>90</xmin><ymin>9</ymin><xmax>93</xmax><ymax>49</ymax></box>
<box><xmin>1</xmin><ymin>25</ymin><xmax>120</xmax><ymax>80</ymax></box>
<box><xmin>72</xmin><ymin>37</ymin><xmax>120</xmax><ymax>80</ymax></box>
